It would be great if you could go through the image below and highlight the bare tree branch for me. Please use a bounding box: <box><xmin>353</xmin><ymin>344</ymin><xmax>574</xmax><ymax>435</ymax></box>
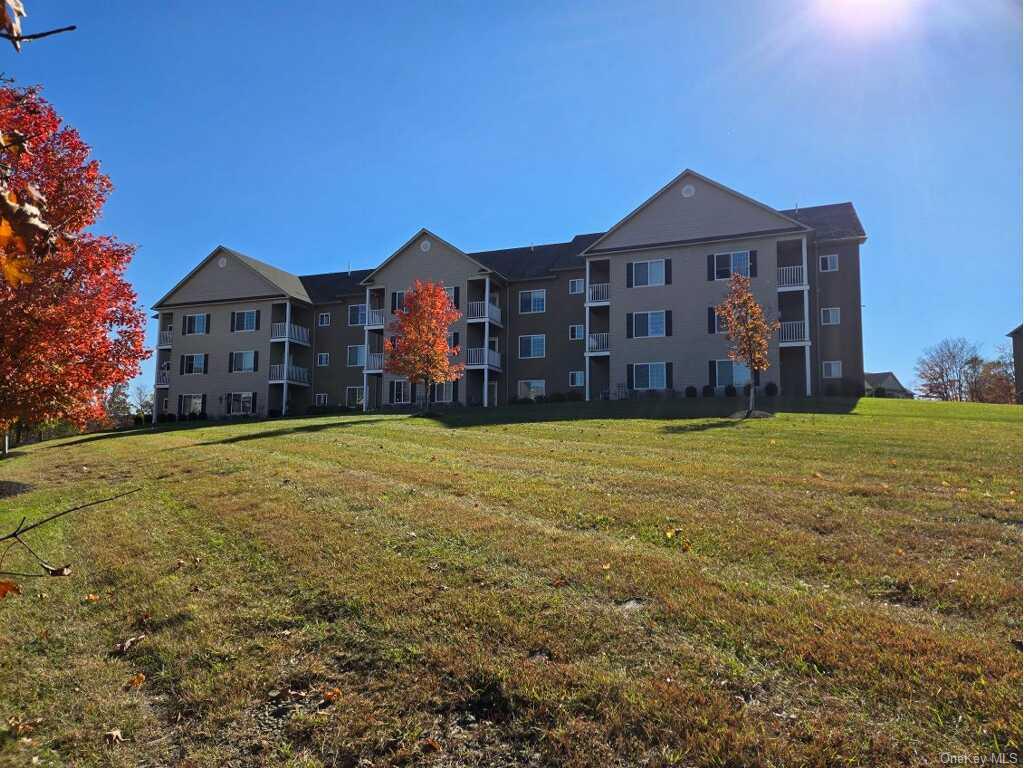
<box><xmin>0</xmin><ymin>24</ymin><xmax>76</xmax><ymax>44</ymax></box>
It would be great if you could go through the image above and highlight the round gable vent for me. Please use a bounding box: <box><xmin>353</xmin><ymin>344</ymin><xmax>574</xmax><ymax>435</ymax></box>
<box><xmin>420</xmin><ymin>239</ymin><xmax>432</xmax><ymax>252</ymax></box>
<box><xmin>217</xmin><ymin>256</ymin><xmax>227</xmax><ymax>267</ymax></box>
<box><xmin>681</xmin><ymin>184</ymin><xmax>696</xmax><ymax>198</ymax></box>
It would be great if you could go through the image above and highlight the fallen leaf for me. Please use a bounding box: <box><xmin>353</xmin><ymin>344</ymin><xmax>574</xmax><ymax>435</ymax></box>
<box><xmin>420</xmin><ymin>737</ymin><xmax>442</xmax><ymax>753</ymax></box>
<box><xmin>43</xmin><ymin>563</ymin><xmax>71</xmax><ymax>577</ymax></box>
<box><xmin>112</xmin><ymin>634</ymin><xmax>146</xmax><ymax>656</ymax></box>
<box><xmin>323</xmin><ymin>687</ymin><xmax>342</xmax><ymax>703</ymax></box>
<box><xmin>84</xmin><ymin>593</ymin><xmax>100</xmax><ymax>603</ymax></box>
<box><xmin>104</xmin><ymin>728</ymin><xmax>126</xmax><ymax>745</ymax></box>
<box><xmin>0</xmin><ymin>580</ymin><xmax>20</xmax><ymax>599</ymax></box>
<box><xmin>125</xmin><ymin>673</ymin><xmax>145</xmax><ymax>690</ymax></box>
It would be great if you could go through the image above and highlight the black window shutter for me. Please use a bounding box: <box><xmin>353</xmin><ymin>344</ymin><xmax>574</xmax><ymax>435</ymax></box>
<box><xmin>411</xmin><ymin>382</ymin><xmax>417</xmax><ymax>405</ymax></box>
<box><xmin>203</xmin><ymin>353</ymin><xmax>209</xmax><ymax>373</ymax></box>
<box><xmin>200</xmin><ymin>394</ymin><xmax>206</xmax><ymax>414</ymax></box>
<box><xmin>391</xmin><ymin>292</ymin><xmax>397</xmax><ymax>313</ymax></box>
<box><xmin>749</xmin><ymin>250</ymin><xmax>758</xmax><ymax>278</ymax></box>
<box><xmin>253</xmin><ymin>350</ymin><xmax>259</xmax><ymax>372</ymax></box>
<box><xmin>666</xmin><ymin>362</ymin><xmax>674</xmax><ymax>390</ymax></box>
<box><xmin>665</xmin><ymin>310</ymin><xmax>673</xmax><ymax>337</ymax></box>
<box><xmin>453</xmin><ymin>331</ymin><xmax>460</xmax><ymax>348</ymax></box>
<box><xmin>754</xmin><ymin>370</ymin><xmax>761</xmax><ymax>386</ymax></box>
<box><xmin>708</xmin><ymin>361</ymin><xmax>717</xmax><ymax>386</ymax></box>
<box><xmin>205</xmin><ymin>313</ymin><xmax>211</xmax><ymax>334</ymax></box>
<box><xmin>228</xmin><ymin>352</ymin><xmax>234</xmax><ymax>373</ymax></box>
<box><xmin>452</xmin><ymin>379</ymin><xmax>459</xmax><ymax>402</ymax></box>
<box><xmin>626</xmin><ymin>312</ymin><xmax>633</xmax><ymax>339</ymax></box>
<box><xmin>707</xmin><ymin>307</ymin><xmax>716</xmax><ymax>334</ymax></box>
<box><xmin>255</xmin><ymin>310</ymin><xmax>260</xmax><ymax>330</ymax></box>
<box><xmin>706</xmin><ymin>254</ymin><xmax>714</xmax><ymax>281</ymax></box>
<box><xmin>252</xmin><ymin>391</ymin><xmax>257</xmax><ymax>414</ymax></box>
<box><xmin>179</xmin><ymin>355</ymin><xmax>185</xmax><ymax>375</ymax></box>
<box><xmin>626</xmin><ymin>262</ymin><xmax>634</xmax><ymax>288</ymax></box>
<box><xmin>177</xmin><ymin>394</ymin><xmax>182</xmax><ymax>415</ymax></box>
<box><xmin>626</xmin><ymin>364</ymin><xmax>634</xmax><ymax>390</ymax></box>
<box><xmin>453</xmin><ymin>286</ymin><xmax>460</xmax><ymax>308</ymax></box>
<box><xmin>230</xmin><ymin>312</ymin><xmax>236</xmax><ymax>332</ymax></box>
<box><xmin>388</xmin><ymin>380</ymin><xmax>395</xmax><ymax>403</ymax></box>
<box><xmin>665</xmin><ymin>259</ymin><xmax>672</xmax><ymax>285</ymax></box>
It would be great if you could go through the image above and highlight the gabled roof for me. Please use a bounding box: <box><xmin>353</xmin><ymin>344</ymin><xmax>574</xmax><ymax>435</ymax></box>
<box><xmin>360</xmin><ymin>227</ymin><xmax>499</xmax><ymax>285</ymax></box>
<box><xmin>1007</xmin><ymin>324</ymin><xmax>1022</xmax><ymax>338</ymax></box>
<box><xmin>300</xmin><ymin>269</ymin><xmax>374</xmax><ymax>302</ymax></box>
<box><xmin>865</xmin><ymin>371</ymin><xmax>910</xmax><ymax>392</ymax></box>
<box><xmin>781</xmin><ymin>203</ymin><xmax>866</xmax><ymax>241</ymax></box>
<box><xmin>469</xmin><ymin>233</ymin><xmax>603</xmax><ymax>280</ymax></box>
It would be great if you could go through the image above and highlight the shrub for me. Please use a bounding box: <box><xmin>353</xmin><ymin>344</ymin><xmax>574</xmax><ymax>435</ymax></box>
<box><xmin>764</xmin><ymin>381</ymin><xmax>779</xmax><ymax>397</ymax></box>
<box><xmin>533</xmin><ymin>395</ymin><xmax>547</xmax><ymax>404</ymax></box>
<box><xmin>566</xmin><ymin>390</ymin><xmax>584</xmax><ymax>402</ymax></box>
<box><xmin>267</xmin><ymin>408</ymin><xmax>282</xmax><ymax>418</ymax></box>
<box><xmin>161</xmin><ymin>413</ymin><xmax>177</xmax><ymax>423</ymax></box>
<box><xmin>548</xmin><ymin>392</ymin><xmax>567</xmax><ymax>403</ymax></box>
<box><xmin>132</xmin><ymin>414</ymin><xmax>144</xmax><ymax>426</ymax></box>
<box><xmin>509</xmin><ymin>396</ymin><xmax>527</xmax><ymax>405</ymax></box>
<box><xmin>743</xmin><ymin>383</ymin><xmax>752</xmax><ymax>396</ymax></box>
<box><xmin>724</xmin><ymin>385</ymin><xmax>737</xmax><ymax>398</ymax></box>
<box><xmin>685</xmin><ymin>385</ymin><xmax>697</xmax><ymax>398</ymax></box>
<box><xmin>873</xmin><ymin>386</ymin><xmax>887</xmax><ymax>398</ymax></box>
<box><xmin>702</xmin><ymin>385</ymin><xmax>715</xmax><ymax>398</ymax></box>
<box><xmin>305</xmin><ymin>405</ymin><xmax>352</xmax><ymax>416</ymax></box>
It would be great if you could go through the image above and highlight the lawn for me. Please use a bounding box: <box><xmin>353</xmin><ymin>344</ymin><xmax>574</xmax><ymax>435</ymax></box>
<box><xmin>0</xmin><ymin>398</ymin><xmax>1020</xmax><ymax>767</ymax></box>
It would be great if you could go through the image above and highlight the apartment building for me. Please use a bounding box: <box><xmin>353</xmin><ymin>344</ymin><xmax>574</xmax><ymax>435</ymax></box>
<box><xmin>150</xmin><ymin>169</ymin><xmax>866</xmax><ymax>419</ymax></box>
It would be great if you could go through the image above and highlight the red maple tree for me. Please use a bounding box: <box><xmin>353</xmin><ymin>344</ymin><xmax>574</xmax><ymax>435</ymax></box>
<box><xmin>0</xmin><ymin>85</ymin><xmax>147</xmax><ymax>442</ymax></box>
<box><xmin>715</xmin><ymin>273</ymin><xmax>779</xmax><ymax>415</ymax></box>
<box><xmin>384</xmin><ymin>280</ymin><xmax>463</xmax><ymax>410</ymax></box>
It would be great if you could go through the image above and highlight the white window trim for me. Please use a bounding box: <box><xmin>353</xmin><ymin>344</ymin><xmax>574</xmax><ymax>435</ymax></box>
<box><xmin>314</xmin><ymin>393</ymin><xmax>328</xmax><ymax>406</ymax></box>
<box><xmin>820</xmin><ymin>254</ymin><xmax>839</xmax><ymax>272</ymax></box>
<box><xmin>632</xmin><ymin>258</ymin><xmax>666</xmax><ymax>288</ymax></box>
<box><xmin>633</xmin><ymin>361</ymin><xmax>668</xmax><ymax>390</ymax></box>
<box><xmin>517</xmin><ymin>379</ymin><xmax>545</xmax><ymax>399</ymax></box>
<box><xmin>821</xmin><ymin>307</ymin><xmax>841</xmax><ymax>326</ymax></box>
<box><xmin>632</xmin><ymin>310</ymin><xmax>667</xmax><ymax>338</ymax></box>
<box><xmin>569</xmin><ymin>324</ymin><xmax>584</xmax><ymax>341</ymax></box>
<box><xmin>711</xmin><ymin>308</ymin><xmax>727</xmax><ymax>334</ymax></box>
<box><xmin>318</xmin><ymin>312</ymin><xmax>331</xmax><ymax>327</ymax></box>
<box><xmin>231</xmin><ymin>350</ymin><xmax>256</xmax><ymax>373</ymax></box>
<box><xmin>183</xmin><ymin>353</ymin><xmax>206</xmax><ymax>375</ymax></box>
<box><xmin>232</xmin><ymin>309</ymin><xmax>257</xmax><ymax>333</ymax></box>
<box><xmin>518</xmin><ymin>334</ymin><xmax>546</xmax><ymax>359</ymax></box>
<box><xmin>823</xmin><ymin>360</ymin><xmax>843</xmax><ymax>379</ymax></box>
<box><xmin>348</xmin><ymin>303</ymin><xmax>367</xmax><ymax>326</ymax></box>
<box><xmin>714</xmin><ymin>251</ymin><xmax>751</xmax><ymax>281</ymax></box>
<box><xmin>568</xmin><ymin>278</ymin><xmax>584</xmax><ymax>295</ymax></box>
<box><xmin>392</xmin><ymin>379</ymin><xmax>411</xmax><ymax>404</ymax></box>
<box><xmin>180</xmin><ymin>393</ymin><xmax>204</xmax><ymax>414</ymax></box>
<box><xmin>183</xmin><ymin>313</ymin><xmax>207</xmax><ymax>335</ymax></box>
<box><xmin>518</xmin><ymin>289</ymin><xmax>547</xmax><ymax>314</ymax></box>
<box><xmin>316</xmin><ymin>352</ymin><xmax>330</xmax><ymax>367</ymax></box>
<box><xmin>347</xmin><ymin>344</ymin><xmax>365</xmax><ymax>367</ymax></box>
<box><xmin>569</xmin><ymin>370</ymin><xmax>584</xmax><ymax>388</ymax></box>
<box><xmin>715</xmin><ymin>359</ymin><xmax>751</xmax><ymax>388</ymax></box>
<box><xmin>228</xmin><ymin>391</ymin><xmax>255</xmax><ymax>415</ymax></box>
<box><xmin>346</xmin><ymin>386</ymin><xmax>365</xmax><ymax>407</ymax></box>
<box><xmin>432</xmin><ymin>381</ymin><xmax>454</xmax><ymax>403</ymax></box>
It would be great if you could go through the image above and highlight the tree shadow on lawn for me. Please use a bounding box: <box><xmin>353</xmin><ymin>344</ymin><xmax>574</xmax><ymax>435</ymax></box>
<box><xmin>194</xmin><ymin>417</ymin><xmax>393</xmax><ymax>446</ymax></box>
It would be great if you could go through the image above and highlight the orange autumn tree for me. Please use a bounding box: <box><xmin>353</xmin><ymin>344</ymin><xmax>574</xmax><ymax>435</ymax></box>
<box><xmin>715</xmin><ymin>273</ymin><xmax>779</xmax><ymax>415</ymax></box>
<box><xmin>384</xmin><ymin>280</ymin><xmax>463</xmax><ymax>411</ymax></box>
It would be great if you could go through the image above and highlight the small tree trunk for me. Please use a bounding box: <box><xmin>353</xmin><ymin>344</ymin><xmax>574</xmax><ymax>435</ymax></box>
<box><xmin>748</xmin><ymin>378</ymin><xmax>755</xmax><ymax>416</ymax></box>
<box><xmin>2</xmin><ymin>431</ymin><xmax>8</xmax><ymax>457</ymax></box>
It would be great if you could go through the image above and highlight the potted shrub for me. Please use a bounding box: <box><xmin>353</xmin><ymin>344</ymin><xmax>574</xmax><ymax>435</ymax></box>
<box><xmin>685</xmin><ymin>385</ymin><xmax>697</xmax><ymax>398</ymax></box>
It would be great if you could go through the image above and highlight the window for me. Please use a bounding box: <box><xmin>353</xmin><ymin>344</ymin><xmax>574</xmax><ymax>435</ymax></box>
<box><xmin>230</xmin><ymin>350</ymin><xmax>256</xmax><ymax>372</ymax></box>
<box><xmin>632</xmin><ymin>310</ymin><xmax>666</xmax><ymax>338</ymax></box>
<box><xmin>820</xmin><ymin>254</ymin><xmax>839</xmax><ymax>272</ymax></box>
<box><xmin>634</xmin><ymin>362</ymin><xmax>667</xmax><ymax>390</ymax></box>
<box><xmin>392</xmin><ymin>291</ymin><xmax>406</xmax><ymax>313</ymax></box>
<box><xmin>519</xmin><ymin>289</ymin><xmax>546</xmax><ymax>314</ymax></box>
<box><xmin>315</xmin><ymin>393</ymin><xmax>328</xmax><ymax>407</ymax></box>
<box><xmin>518</xmin><ymin>334</ymin><xmax>546</xmax><ymax>359</ymax></box>
<box><xmin>633</xmin><ymin>259</ymin><xmax>665</xmax><ymax>287</ymax></box>
<box><xmin>823</xmin><ymin>360</ymin><xmax>843</xmax><ymax>379</ymax></box>
<box><xmin>443</xmin><ymin>286</ymin><xmax>455</xmax><ymax>303</ymax></box>
<box><xmin>821</xmin><ymin>307</ymin><xmax>841</xmax><ymax>326</ymax></box>
<box><xmin>568</xmin><ymin>278</ymin><xmax>584</xmax><ymax>295</ymax></box>
<box><xmin>715</xmin><ymin>251</ymin><xmax>750</xmax><ymax>280</ymax></box>
<box><xmin>183</xmin><ymin>313</ymin><xmax>208</xmax><ymax>335</ymax></box>
<box><xmin>316</xmin><ymin>352</ymin><xmax>330</xmax><ymax>367</ymax></box>
<box><xmin>347</xmin><ymin>345</ymin><xmax>365</xmax><ymax>367</ymax></box>
<box><xmin>348</xmin><ymin>304</ymin><xmax>367</xmax><ymax>326</ymax></box>
<box><xmin>346</xmin><ymin>386</ymin><xmax>364</xmax><ymax>408</ymax></box>
<box><xmin>432</xmin><ymin>381</ymin><xmax>454</xmax><ymax>403</ymax></box>
<box><xmin>180</xmin><ymin>394</ymin><xmax>203</xmax><ymax>415</ymax></box>
<box><xmin>231</xmin><ymin>310</ymin><xmax>257</xmax><ymax>332</ymax></box>
<box><xmin>182</xmin><ymin>354</ymin><xmax>206</xmax><ymax>375</ymax></box>
<box><xmin>392</xmin><ymin>379</ymin><xmax>411</xmax><ymax>404</ymax></box>
<box><xmin>569</xmin><ymin>324</ymin><xmax>584</xmax><ymax>341</ymax></box>
<box><xmin>161</xmin><ymin>398</ymin><xmax>168</xmax><ymax>413</ymax></box>
<box><xmin>569</xmin><ymin>370</ymin><xmax>585</xmax><ymax>388</ymax></box>
<box><xmin>227</xmin><ymin>392</ymin><xmax>254</xmax><ymax>415</ymax></box>
<box><xmin>518</xmin><ymin>380</ymin><xmax>545</xmax><ymax>399</ymax></box>
<box><xmin>318</xmin><ymin>312</ymin><xmax>331</xmax><ymax>327</ymax></box>
<box><xmin>716</xmin><ymin>360</ymin><xmax>751</xmax><ymax>387</ymax></box>
<box><xmin>710</xmin><ymin>307</ymin><xmax>727</xmax><ymax>334</ymax></box>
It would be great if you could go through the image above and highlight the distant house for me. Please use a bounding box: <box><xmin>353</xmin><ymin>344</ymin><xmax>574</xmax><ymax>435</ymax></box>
<box><xmin>865</xmin><ymin>371</ymin><xmax>913</xmax><ymax>398</ymax></box>
<box><xmin>1009</xmin><ymin>325</ymin><xmax>1022</xmax><ymax>404</ymax></box>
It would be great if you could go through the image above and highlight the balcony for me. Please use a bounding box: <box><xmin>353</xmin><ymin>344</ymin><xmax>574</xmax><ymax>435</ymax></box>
<box><xmin>365</xmin><ymin>351</ymin><xmax>385</xmax><ymax>372</ymax></box>
<box><xmin>269</xmin><ymin>364</ymin><xmax>311</xmax><ymax>385</ymax></box>
<box><xmin>158</xmin><ymin>330</ymin><xmax>173</xmax><ymax>347</ymax></box>
<box><xmin>466</xmin><ymin>347</ymin><xmax>501</xmax><ymax>369</ymax></box>
<box><xmin>466</xmin><ymin>301</ymin><xmax>502</xmax><ymax>325</ymax></box>
<box><xmin>586</xmin><ymin>332</ymin><xmax>609</xmax><ymax>354</ymax></box>
<box><xmin>587</xmin><ymin>283</ymin><xmax>609</xmax><ymax>303</ymax></box>
<box><xmin>778</xmin><ymin>320</ymin><xmax>808</xmax><ymax>344</ymax></box>
<box><xmin>777</xmin><ymin>265</ymin><xmax>806</xmax><ymax>289</ymax></box>
<box><xmin>156</xmin><ymin>370</ymin><xmax>169</xmax><ymax>386</ymax></box>
<box><xmin>366</xmin><ymin>308</ymin><xmax>386</xmax><ymax>328</ymax></box>
<box><xmin>270</xmin><ymin>322</ymin><xmax>310</xmax><ymax>346</ymax></box>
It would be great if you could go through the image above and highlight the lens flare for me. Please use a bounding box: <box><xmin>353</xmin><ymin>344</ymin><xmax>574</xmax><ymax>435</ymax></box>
<box><xmin>814</xmin><ymin>0</ymin><xmax>921</xmax><ymax>38</ymax></box>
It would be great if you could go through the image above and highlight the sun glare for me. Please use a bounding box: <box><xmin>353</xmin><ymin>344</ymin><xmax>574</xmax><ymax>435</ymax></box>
<box><xmin>814</xmin><ymin>0</ymin><xmax>921</xmax><ymax>38</ymax></box>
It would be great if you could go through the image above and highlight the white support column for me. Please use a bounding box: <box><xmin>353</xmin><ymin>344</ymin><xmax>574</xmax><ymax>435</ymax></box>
<box><xmin>584</xmin><ymin>259</ymin><xmax>591</xmax><ymax>401</ymax></box>
<box><xmin>483</xmin><ymin>277</ymin><xmax>490</xmax><ymax>407</ymax></box>
<box><xmin>282</xmin><ymin>301</ymin><xmax>291</xmax><ymax>415</ymax></box>
<box><xmin>363</xmin><ymin>287</ymin><xmax>371</xmax><ymax>412</ymax></box>
<box><xmin>801</xmin><ymin>236</ymin><xmax>812</xmax><ymax>396</ymax></box>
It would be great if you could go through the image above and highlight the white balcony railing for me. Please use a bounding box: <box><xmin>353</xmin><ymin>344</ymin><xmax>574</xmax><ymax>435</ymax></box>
<box><xmin>777</xmin><ymin>265</ymin><xmax>805</xmax><ymax>288</ymax></box>
<box><xmin>156</xmin><ymin>370</ymin><xmax>169</xmax><ymax>386</ymax></box>
<box><xmin>466</xmin><ymin>301</ymin><xmax>503</xmax><ymax>324</ymax></box>
<box><xmin>588</xmin><ymin>283</ymin><xmax>610</xmax><ymax>303</ymax></box>
<box><xmin>365</xmin><ymin>351</ymin><xmax>385</xmax><ymax>371</ymax></box>
<box><xmin>366</xmin><ymin>308</ymin><xmax>386</xmax><ymax>327</ymax></box>
<box><xmin>269</xmin><ymin>364</ymin><xmax>311</xmax><ymax>384</ymax></box>
<box><xmin>158</xmin><ymin>330</ymin><xmax>173</xmax><ymax>347</ymax></box>
<box><xmin>270</xmin><ymin>322</ymin><xmax>310</xmax><ymax>345</ymax></box>
<box><xmin>779</xmin><ymin>320</ymin><xmax>808</xmax><ymax>343</ymax></box>
<box><xmin>466</xmin><ymin>347</ymin><xmax>501</xmax><ymax>368</ymax></box>
<box><xmin>587</xmin><ymin>332</ymin><xmax>609</xmax><ymax>353</ymax></box>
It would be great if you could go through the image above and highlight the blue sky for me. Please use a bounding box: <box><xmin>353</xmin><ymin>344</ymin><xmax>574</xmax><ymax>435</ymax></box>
<box><xmin>7</xmin><ymin>0</ymin><xmax>1021</xmax><ymax>393</ymax></box>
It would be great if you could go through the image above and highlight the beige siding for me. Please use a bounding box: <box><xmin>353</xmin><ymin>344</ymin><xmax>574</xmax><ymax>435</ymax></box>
<box><xmin>160</xmin><ymin>251</ymin><xmax>284</xmax><ymax>306</ymax></box>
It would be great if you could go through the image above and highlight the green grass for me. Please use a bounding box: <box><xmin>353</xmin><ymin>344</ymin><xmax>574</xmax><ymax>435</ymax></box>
<box><xmin>0</xmin><ymin>398</ymin><xmax>1020</xmax><ymax>766</ymax></box>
